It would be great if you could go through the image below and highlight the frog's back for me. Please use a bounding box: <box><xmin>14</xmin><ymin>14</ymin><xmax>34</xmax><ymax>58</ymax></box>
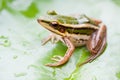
<box><xmin>41</xmin><ymin>11</ymin><xmax>99</xmax><ymax>35</ymax></box>
<box><xmin>47</xmin><ymin>10</ymin><xmax>90</xmax><ymax>25</ymax></box>
<box><xmin>55</xmin><ymin>15</ymin><xmax>79</xmax><ymax>24</ymax></box>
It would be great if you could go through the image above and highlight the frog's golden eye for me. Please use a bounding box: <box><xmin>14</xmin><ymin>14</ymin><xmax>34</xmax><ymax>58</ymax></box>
<box><xmin>51</xmin><ymin>21</ymin><xmax>58</xmax><ymax>27</ymax></box>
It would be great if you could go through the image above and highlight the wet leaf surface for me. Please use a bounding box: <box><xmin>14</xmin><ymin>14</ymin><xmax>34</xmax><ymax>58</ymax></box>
<box><xmin>0</xmin><ymin>0</ymin><xmax>120</xmax><ymax>80</ymax></box>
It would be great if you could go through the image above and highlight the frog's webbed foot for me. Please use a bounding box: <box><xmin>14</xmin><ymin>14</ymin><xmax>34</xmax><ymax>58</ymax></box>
<box><xmin>79</xmin><ymin>23</ymin><xmax>107</xmax><ymax>66</ymax></box>
<box><xmin>45</xmin><ymin>37</ymin><xmax>75</xmax><ymax>67</ymax></box>
<box><xmin>41</xmin><ymin>34</ymin><xmax>59</xmax><ymax>45</ymax></box>
<box><xmin>45</xmin><ymin>55</ymin><xmax>64</xmax><ymax>66</ymax></box>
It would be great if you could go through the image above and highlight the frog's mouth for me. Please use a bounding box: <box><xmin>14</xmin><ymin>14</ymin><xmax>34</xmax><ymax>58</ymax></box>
<box><xmin>37</xmin><ymin>19</ymin><xmax>65</xmax><ymax>36</ymax></box>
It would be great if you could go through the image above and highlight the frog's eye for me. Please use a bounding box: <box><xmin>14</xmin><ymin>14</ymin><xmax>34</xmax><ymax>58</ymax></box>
<box><xmin>59</xmin><ymin>28</ymin><xmax>65</xmax><ymax>33</ymax></box>
<box><xmin>51</xmin><ymin>21</ymin><xmax>58</xmax><ymax>27</ymax></box>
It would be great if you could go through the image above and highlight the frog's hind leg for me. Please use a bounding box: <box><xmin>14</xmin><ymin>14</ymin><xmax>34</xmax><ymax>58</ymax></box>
<box><xmin>79</xmin><ymin>23</ymin><xmax>107</xmax><ymax>66</ymax></box>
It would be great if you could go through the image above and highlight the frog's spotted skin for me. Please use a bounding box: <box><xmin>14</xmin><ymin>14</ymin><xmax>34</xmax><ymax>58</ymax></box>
<box><xmin>37</xmin><ymin>11</ymin><xmax>107</xmax><ymax>67</ymax></box>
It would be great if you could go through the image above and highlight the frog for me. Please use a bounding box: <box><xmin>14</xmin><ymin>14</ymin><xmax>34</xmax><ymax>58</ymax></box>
<box><xmin>37</xmin><ymin>10</ymin><xmax>107</xmax><ymax>67</ymax></box>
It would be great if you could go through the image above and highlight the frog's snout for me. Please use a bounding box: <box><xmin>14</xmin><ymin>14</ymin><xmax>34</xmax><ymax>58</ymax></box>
<box><xmin>37</xmin><ymin>19</ymin><xmax>48</xmax><ymax>24</ymax></box>
<box><xmin>37</xmin><ymin>19</ymin><xmax>42</xmax><ymax>23</ymax></box>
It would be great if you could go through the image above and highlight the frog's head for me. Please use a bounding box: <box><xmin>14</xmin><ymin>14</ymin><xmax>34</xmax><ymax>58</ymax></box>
<box><xmin>37</xmin><ymin>10</ymin><xmax>66</xmax><ymax>36</ymax></box>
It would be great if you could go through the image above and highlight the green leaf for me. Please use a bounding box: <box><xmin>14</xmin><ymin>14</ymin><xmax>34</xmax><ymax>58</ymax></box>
<box><xmin>20</xmin><ymin>2</ymin><xmax>39</xmax><ymax>18</ymax></box>
<box><xmin>0</xmin><ymin>0</ymin><xmax>120</xmax><ymax>80</ymax></box>
<box><xmin>116</xmin><ymin>71</ymin><xmax>120</xmax><ymax>79</ymax></box>
<box><xmin>0</xmin><ymin>0</ymin><xmax>13</xmax><ymax>11</ymax></box>
<box><xmin>112</xmin><ymin>0</ymin><xmax>120</xmax><ymax>6</ymax></box>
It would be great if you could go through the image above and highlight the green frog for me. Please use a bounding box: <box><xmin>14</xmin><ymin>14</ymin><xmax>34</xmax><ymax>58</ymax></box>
<box><xmin>37</xmin><ymin>11</ymin><xmax>107</xmax><ymax>67</ymax></box>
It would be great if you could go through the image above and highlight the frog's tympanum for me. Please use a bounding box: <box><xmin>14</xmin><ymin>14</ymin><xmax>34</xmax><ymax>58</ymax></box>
<box><xmin>37</xmin><ymin>11</ymin><xmax>107</xmax><ymax>67</ymax></box>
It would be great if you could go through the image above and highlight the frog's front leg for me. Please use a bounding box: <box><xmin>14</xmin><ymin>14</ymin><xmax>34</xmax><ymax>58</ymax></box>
<box><xmin>46</xmin><ymin>37</ymin><xmax>75</xmax><ymax>67</ymax></box>
<box><xmin>79</xmin><ymin>22</ymin><xmax>107</xmax><ymax>66</ymax></box>
<box><xmin>41</xmin><ymin>34</ymin><xmax>59</xmax><ymax>45</ymax></box>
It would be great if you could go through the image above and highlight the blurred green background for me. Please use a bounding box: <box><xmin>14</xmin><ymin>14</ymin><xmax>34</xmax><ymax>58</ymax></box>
<box><xmin>0</xmin><ymin>0</ymin><xmax>120</xmax><ymax>80</ymax></box>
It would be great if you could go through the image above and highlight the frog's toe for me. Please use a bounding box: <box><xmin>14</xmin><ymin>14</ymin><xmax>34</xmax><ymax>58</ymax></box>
<box><xmin>45</xmin><ymin>60</ymin><xmax>64</xmax><ymax>67</ymax></box>
<box><xmin>45</xmin><ymin>55</ymin><xmax>65</xmax><ymax>67</ymax></box>
<box><xmin>51</xmin><ymin>55</ymin><xmax>63</xmax><ymax>62</ymax></box>
<box><xmin>45</xmin><ymin>63</ymin><xmax>59</xmax><ymax>67</ymax></box>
